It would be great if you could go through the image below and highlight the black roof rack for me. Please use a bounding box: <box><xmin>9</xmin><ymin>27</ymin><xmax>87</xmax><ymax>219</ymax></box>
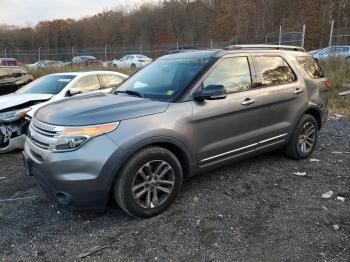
<box><xmin>223</xmin><ymin>44</ymin><xmax>306</xmax><ymax>52</ymax></box>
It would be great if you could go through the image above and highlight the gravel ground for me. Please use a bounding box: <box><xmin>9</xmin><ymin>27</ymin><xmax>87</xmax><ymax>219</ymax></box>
<box><xmin>0</xmin><ymin>118</ymin><xmax>349</xmax><ymax>262</ymax></box>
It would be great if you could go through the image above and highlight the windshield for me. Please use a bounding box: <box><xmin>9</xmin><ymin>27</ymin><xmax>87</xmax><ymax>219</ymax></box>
<box><xmin>115</xmin><ymin>57</ymin><xmax>212</xmax><ymax>101</ymax></box>
<box><xmin>17</xmin><ymin>74</ymin><xmax>76</xmax><ymax>94</ymax></box>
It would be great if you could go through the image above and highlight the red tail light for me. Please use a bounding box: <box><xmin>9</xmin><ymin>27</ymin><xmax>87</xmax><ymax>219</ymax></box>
<box><xmin>325</xmin><ymin>81</ymin><xmax>331</xmax><ymax>89</ymax></box>
<box><xmin>30</xmin><ymin>75</ymin><xmax>35</xmax><ymax>81</ymax></box>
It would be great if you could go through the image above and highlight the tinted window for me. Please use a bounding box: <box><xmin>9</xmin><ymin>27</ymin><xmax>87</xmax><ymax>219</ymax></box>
<box><xmin>331</xmin><ymin>47</ymin><xmax>349</xmax><ymax>53</ymax></box>
<box><xmin>254</xmin><ymin>56</ymin><xmax>296</xmax><ymax>86</ymax></box>
<box><xmin>72</xmin><ymin>75</ymin><xmax>101</xmax><ymax>93</ymax></box>
<box><xmin>204</xmin><ymin>57</ymin><xmax>251</xmax><ymax>94</ymax></box>
<box><xmin>297</xmin><ymin>56</ymin><xmax>324</xmax><ymax>79</ymax></box>
<box><xmin>99</xmin><ymin>74</ymin><xmax>124</xmax><ymax>88</ymax></box>
<box><xmin>17</xmin><ymin>75</ymin><xmax>75</xmax><ymax>94</ymax></box>
<box><xmin>116</xmin><ymin>57</ymin><xmax>211</xmax><ymax>101</ymax></box>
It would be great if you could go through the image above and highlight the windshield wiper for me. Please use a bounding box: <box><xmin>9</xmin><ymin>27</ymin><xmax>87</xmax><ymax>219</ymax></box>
<box><xmin>115</xmin><ymin>90</ymin><xmax>143</xmax><ymax>97</ymax></box>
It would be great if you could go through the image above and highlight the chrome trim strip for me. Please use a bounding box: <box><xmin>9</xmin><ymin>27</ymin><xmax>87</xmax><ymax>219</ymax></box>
<box><xmin>200</xmin><ymin>143</ymin><xmax>258</xmax><ymax>162</ymax></box>
<box><xmin>200</xmin><ymin>133</ymin><xmax>288</xmax><ymax>163</ymax></box>
<box><xmin>259</xmin><ymin>133</ymin><xmax>288</xmax><ymax>144</ymax></box>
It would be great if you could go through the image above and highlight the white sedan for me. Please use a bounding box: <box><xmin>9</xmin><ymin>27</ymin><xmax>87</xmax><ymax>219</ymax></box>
<box><xmin>0</xmin><ymin>71</ymin><xmax>128</xmax><ymax>153</ymax></box>
<box><xmin>112</xmin><ymin>54</ymin><xmax>153</xmax><ymax>69</ymax></box>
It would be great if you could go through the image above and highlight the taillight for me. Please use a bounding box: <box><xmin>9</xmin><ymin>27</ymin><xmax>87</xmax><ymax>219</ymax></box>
<box><xmin>325</xmin><ymin>81</ymin><xmax>331</xmax><ymax>89</ymax></box>
<box><xmin>30</xmin><ymin>75</ymin><xmax>35</xmax><ymax>81</ymax></box>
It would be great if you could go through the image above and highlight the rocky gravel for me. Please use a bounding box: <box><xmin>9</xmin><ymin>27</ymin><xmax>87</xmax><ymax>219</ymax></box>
<box><xmin>0</xmin><ymin>118</ymin><xmax>349</xmax><ymax>262</ymax></box>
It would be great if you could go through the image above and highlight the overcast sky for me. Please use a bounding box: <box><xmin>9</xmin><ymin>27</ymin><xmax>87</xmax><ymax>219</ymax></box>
<box><xmin>0</xmin><ymin>0</ymin><xmax>159</xmax><ymax>27</ymax></box>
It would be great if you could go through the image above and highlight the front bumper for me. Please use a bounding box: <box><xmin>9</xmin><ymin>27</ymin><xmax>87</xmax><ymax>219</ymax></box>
<box><xmin>23</xmin><ymin>134</ymin><xmax>125</xmax><ymax>210</ymax></box>
<box><xmin>0</xmin><ymin>134</ymin><xmax>26</xmax><ymax>153</ymax></box>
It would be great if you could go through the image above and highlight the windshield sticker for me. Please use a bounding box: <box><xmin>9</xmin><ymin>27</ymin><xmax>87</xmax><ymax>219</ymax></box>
<box><xmin>180</xmin><ymin>58</ymin><xmax>209</xmax><ymax>64</ymax></box>
<box><xmin>58</xmin><ymin>78</ymin><xmax>72</xmax><ymax>82</ymax></box>
<box><xmin>166</xmin><ymin>90</ymin><xmax>174</xmax><ymax>96</ymax></box>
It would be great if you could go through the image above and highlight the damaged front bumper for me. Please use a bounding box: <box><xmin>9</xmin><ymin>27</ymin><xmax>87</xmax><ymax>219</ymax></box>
<box><xmin>0</xmin><ymin>119</ymin><xmax>29</xmax><ymax>153</ymax></box>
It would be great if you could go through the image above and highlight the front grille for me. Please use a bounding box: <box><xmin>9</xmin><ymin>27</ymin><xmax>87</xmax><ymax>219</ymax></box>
<box><xmin>27</xmin><ymin>118</ymin><xmax>64</xmax><ymax>151</ymax></box>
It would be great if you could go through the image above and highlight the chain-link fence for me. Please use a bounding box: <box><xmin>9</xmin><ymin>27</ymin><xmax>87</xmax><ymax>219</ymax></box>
<box><xmin>0</xmin><ymin>25</ymin><xmax>308</xmax><ymax>64</ymax></box>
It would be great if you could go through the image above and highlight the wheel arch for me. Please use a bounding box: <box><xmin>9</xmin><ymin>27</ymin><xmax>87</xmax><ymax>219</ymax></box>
<box><xmin>104</xmin><ymin>136</ymin><xmax>195</xmax><ymax>203</ymax></box>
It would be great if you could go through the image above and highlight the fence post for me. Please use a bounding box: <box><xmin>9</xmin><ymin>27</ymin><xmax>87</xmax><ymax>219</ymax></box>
<box><xmin>176</xmin><ymin>40</ymin><xmax>179</xmax><ymax>51</ymax></box>
<box><xmin>4</xmin><ymin>47</ymin><xmax>6</xmax><ymax>58</ymax></box>
<box><xmin>38</xmin><ymin>47</ymin><xmax>41</xmax><ymax>61</ymax></box>
<box><xmin>328</xmin><ymin>20</ymin><xmax>334</xmax><ymax>48</ymax></box>
<box><xmin>72</xmin><ymin>46</ymin><xmax>75</xmax><ymax>59</ymax></box>
<box><xmin>278</xmin><ymin>25</ymin><xmax>282</xmax><ymax>45</ymax></box>
<box><xmin>104</xmin><ymin>45</ymin><xmax>108</xmax><ymax>61</ymax></box>
<box><xmin>209</xmin><ymin>30</ymin><xmax>213</xmax><ymax>48</ymax></box>
<box><xmin>265</xmin><ymin>32</ymin><xmax>270</xmax><ymax>44</ymax></box>
<box><xmin>300</xmin><ymin>24</ymin><xmax>306</xmax><ymax>48</ymax></box>
<box><xmin>140</xmin><ymin>41</ymin><xmax>143</xmax><ymax>54</ymax></box>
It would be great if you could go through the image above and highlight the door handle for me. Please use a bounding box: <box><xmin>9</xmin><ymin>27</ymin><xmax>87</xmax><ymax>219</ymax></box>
<box><xmin>241</xmin><ymin>98</ymin><xmax>256</xmax><ymax>105</ymax></box>
<box><xmin>294</xmin><ymin>88</ymin><xmax>304</xmax><ymax>95</ymax></box>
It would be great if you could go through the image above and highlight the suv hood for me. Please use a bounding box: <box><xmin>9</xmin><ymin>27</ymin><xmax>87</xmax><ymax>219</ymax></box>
<box><xmin>0</xmin><ymin>93</ymin><xmax>53</xmax><ymax>111</ymax></box>
<box><xmin>35</xmin><ymin>92</ymin><xmax>170</xmax><ymax>126</ymax></box>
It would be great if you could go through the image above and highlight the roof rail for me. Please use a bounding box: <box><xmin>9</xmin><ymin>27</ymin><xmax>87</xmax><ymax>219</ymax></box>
<box><xmin>223</xmin><ymin>44</ymin><xmax>306</xmax><ymax>52</ymax></box>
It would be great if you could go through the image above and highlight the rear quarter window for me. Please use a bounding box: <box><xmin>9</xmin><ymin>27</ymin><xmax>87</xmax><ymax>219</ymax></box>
<box><xmin>297</xmin><ymin>56</ymin><xmax>324</xmax><ymax>79</ymax></box>
<box><xmin>253</xmin><ymin>56</ymin><xmax>296</xmax><ymax>87</ymax></box>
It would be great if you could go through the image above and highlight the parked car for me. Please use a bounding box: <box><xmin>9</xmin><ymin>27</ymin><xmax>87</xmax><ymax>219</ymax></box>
<box><xmin>40</xmin><ymin>60</ymin><xmax>64</xmax><ymax>69</ymax></box>
<box><xmin>0</xmin><ymin>71</ymin><xmax>127</xmax><ymax>153</ymax></box>
<box><xmin>112</xmin><ymin>54</ymin><xmax>152</xmax><ymax>69</ymax></box>
<box><xmin>0</xmin><ymin>66</ymin><xmax>34</xmax><ymax>96</ymax></box>
<box><xmin>312</xmin><ymin>45</ymin><xmax>350</xmax><ymax>61</ymax></box>
<box><xmin>102</xmin><ymin>61</ymin><xmax>113</xmax><ymax>68</ymax></box>
<box><xmin>23</xmin><ymin>45</ymin><xmax>330</xmax><ymax>217</ymax></box>
<box><xmin>25</xmin><ymin>60</ymin><xmax>51</xmax><ymax>70</ymax></box>
<box><xmin>72</xmin><ymin>56</ymin><xmax>102</xmax><ymax>66</ymax></box>
<box><xmin>0</xmin><ymin>58</ymin><xmax>17</xmax><ymax>66</ymax></box>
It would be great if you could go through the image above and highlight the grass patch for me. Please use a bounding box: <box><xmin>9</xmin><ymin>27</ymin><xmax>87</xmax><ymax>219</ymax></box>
<box><xmin>320</xmin><ymin>58</ymin><xmax>350</xmax><ymax>117</ymax></box>
<box><xmin>28</xmin><ymin>65</ymin><xmax>133</xmax><ymax>79</ymax></box>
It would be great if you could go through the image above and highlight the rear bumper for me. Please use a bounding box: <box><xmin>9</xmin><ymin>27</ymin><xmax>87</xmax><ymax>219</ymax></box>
<box><xmin>23</xmin><ymin>134</ymin><xmax>125</xmax><ymax>210</ymax></box>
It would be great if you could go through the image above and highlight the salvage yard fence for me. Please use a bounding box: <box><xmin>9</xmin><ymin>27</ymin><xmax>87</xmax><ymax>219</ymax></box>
<box><xmin>0</xmin><ymin>22</ymin><xmax>348</xmax><ymax>64</ymax></box>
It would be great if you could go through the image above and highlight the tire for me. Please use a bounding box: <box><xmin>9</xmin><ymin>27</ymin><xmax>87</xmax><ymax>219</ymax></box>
<box><xmin>114</xmin><ymin>146</ymin><xmax>183</xmax><ymax>217</ymax></box>
<box><xmin>284</xmin><ymin>114</ymin><xmax>318</xmax><ymax>160</ymax></box>
<box><xmin>131</xmin><ymin>63</ymin><xmax>136</xmax><ymax>69</ymax></box>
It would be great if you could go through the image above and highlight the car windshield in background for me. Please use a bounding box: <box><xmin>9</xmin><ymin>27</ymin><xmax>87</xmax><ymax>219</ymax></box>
<box><xmin>82</xmin><ymin>56</ymin><xmax>96</xmax><ymax>60</ymax></box>
<box><xmin>115</xmin><ymin>57</ymin><xmax>212</xmax><ymax>101</ymax></box>
<box><xmin>16</xmin><ymin>75</ymin><xmax>76</xmax><ymax>94</ymax></box>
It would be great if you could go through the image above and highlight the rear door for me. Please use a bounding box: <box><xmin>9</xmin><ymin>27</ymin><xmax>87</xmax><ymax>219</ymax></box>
<box><xmin>251</xmin><ymin>54</ymin><xmax>307</xmax><ymax>147</ymax></box>
<box><xmin>191</xmin><ymin>54</ymin><xmax>261</xmax><ymax>167</ymax></box>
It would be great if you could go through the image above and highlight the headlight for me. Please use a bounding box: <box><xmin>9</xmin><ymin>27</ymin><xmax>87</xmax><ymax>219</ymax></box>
<box><xmin>54</xmin><ymin>122</ymin><xmax>119</xmax><ymax>151</ymax></box>
<box><xmin>0</xmin><ymin>107</ymin><xmax>31</xmax><ymax>123</ymax></box>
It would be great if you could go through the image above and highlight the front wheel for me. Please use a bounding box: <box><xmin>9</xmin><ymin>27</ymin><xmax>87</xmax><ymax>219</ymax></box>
<box><xmin>114</xmin><ymin>146</ymin><xmax>183</xmax><ymax>217</ymax></box>
<box><xmin>284</xmin><ymin>114</ymin><xmax>318</xmax><ymax>159</ymax></box>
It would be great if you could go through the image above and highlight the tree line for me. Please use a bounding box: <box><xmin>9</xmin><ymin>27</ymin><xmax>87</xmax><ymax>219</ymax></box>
<box><xmin>0</xmin><ymin>0</ymin><xmax>349</xmax><ymax>54</ymax></box>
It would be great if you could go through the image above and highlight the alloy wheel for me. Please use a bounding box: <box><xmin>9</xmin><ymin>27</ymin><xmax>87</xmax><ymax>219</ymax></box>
<box><xmin>131</xmin><ymin>160</ymin><xmax>175</xmax><ymax>209</ymax></box>
<box><xmin>298</xmin><ymin>121</ymin><xmax>316</xmax><ymax>153</ymax></box>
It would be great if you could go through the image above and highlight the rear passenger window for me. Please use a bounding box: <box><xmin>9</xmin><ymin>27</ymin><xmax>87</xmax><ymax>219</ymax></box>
<box><xmin>203</xmin><ymin>57</ymin><xmax>251</xmax><ymax>94</ymax></box>
<box><xmin>297</xmin><ymin>56</ymin><xmax>324</xmax><ymax>79</ymax></box>
<box><xmin>254</xmin><ymin>56</ymin><xmax>296</xmax><ymax>87</ymax></box>
<box><xmin>99</xmin><ymin>74</ymin><xmax>124</xmax><ymax>89</ymax></box>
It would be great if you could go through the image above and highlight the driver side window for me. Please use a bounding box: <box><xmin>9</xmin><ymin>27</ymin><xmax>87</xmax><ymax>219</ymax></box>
<box><xmin>203</xmin><ymin>57</ymin><xmax>252</xmax><ymax>94</ymax></box>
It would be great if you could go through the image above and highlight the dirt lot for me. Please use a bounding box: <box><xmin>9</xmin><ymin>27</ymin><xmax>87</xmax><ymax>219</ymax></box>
<box><xmin>0</xmin><ymin>118</ymin><xmax>349</xmax><ymax>262</ymax></box>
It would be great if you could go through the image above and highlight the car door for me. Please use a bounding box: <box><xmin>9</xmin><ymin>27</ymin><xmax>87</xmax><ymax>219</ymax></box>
<box><xmin>191</xmin><ymin>55</ymin><xmax>260</xmax><ymax>167</ymax></box>
<box><xmin>251</xmin><ymin>54</ymin><xmax>307</xmax><ymax>148</ymax></box>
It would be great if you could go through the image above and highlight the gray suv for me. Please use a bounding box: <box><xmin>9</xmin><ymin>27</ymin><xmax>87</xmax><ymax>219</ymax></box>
<box><xmin>23</xmin><ymin>45</ymin><xmax>330</xmax><ymax>217</ymax></box>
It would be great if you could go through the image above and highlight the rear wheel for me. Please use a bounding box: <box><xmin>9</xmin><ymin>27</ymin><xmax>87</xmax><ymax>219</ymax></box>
<box><xmin>284</xmin><ymin>114</ymin><xmax>318</xmax><ymax>159</ymax></box>
<box><xmin>114</xmin><ymin>146</ymin><xmax>183</xmax><ymax>217</ymax></box>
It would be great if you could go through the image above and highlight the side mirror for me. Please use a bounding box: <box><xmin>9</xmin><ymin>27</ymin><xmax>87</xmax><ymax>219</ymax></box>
<box><xmin>68</xmin><ymin>88</ymin><xmax>81</xmax><ymax>96</ymax></box>
<box><xmin>194</xmin><ymin>85</ymin><xmax>226</xmax><ymax>101</ymax></box>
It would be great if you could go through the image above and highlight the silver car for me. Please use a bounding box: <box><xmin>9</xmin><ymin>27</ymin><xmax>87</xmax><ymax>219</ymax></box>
<box><xmin>312</xmin><ymin>45</ymin><xmax>350</xmax><ymax>61</ymax></box>
<box><xmin>23</xmin><ymin>45</ymin><xmax>330</xmax><ymax>217</ymax></box>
